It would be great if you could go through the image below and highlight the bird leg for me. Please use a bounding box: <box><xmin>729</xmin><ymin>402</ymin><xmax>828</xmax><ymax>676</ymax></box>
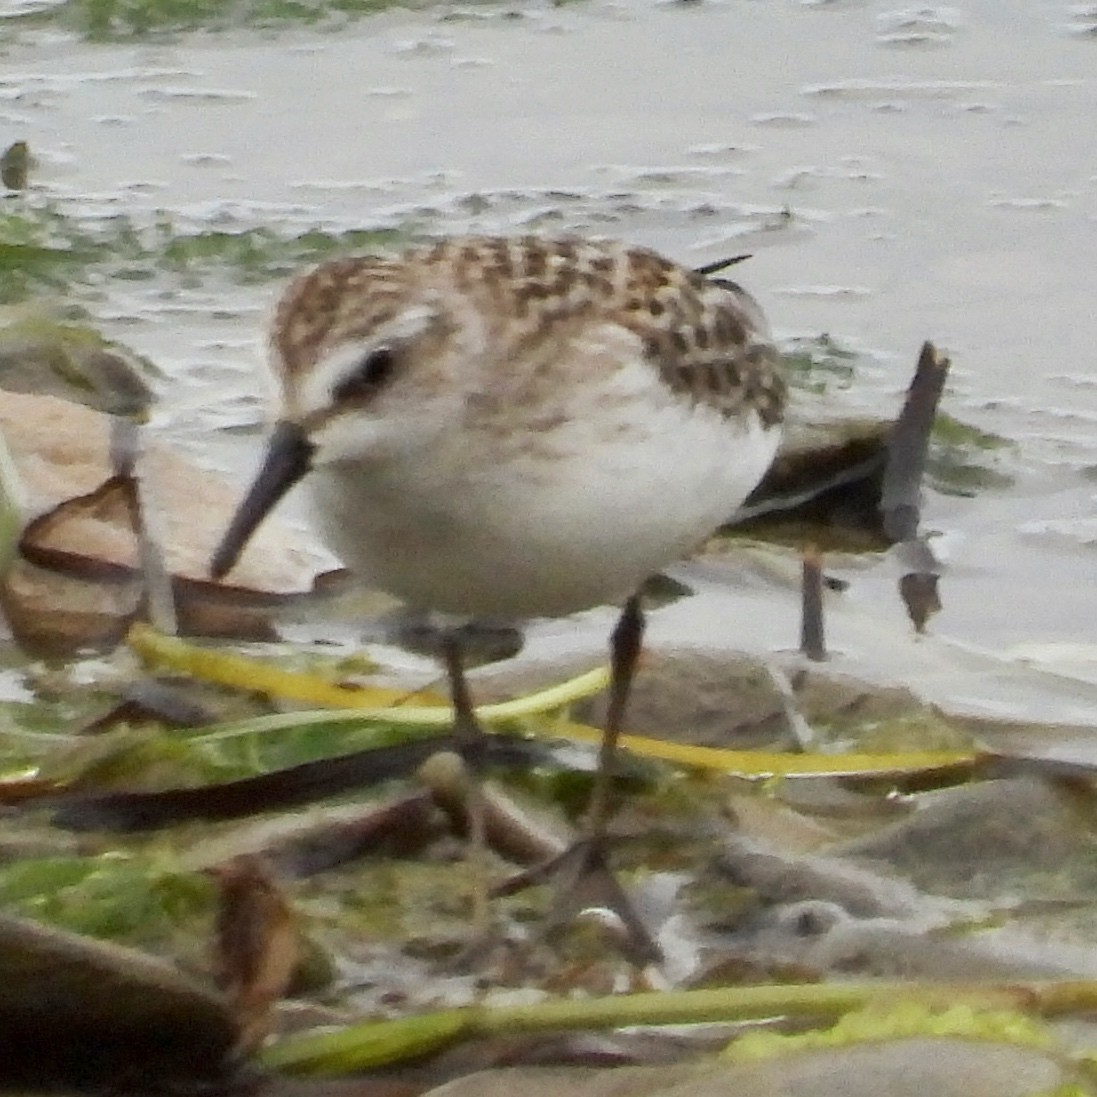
<box><xmin>585</xmin><ymin>593</ymin><xmax>644</xmax><ymax>843</ymax></box>
<box><xmin>494</xmin><ymin>594</ymin><xmax>660</xmax><ymax>963</ymax></box>
<box><xmin>438</xmin><ymin>631</ymin><xmax>493</xmax><ymax>939</ymax></box>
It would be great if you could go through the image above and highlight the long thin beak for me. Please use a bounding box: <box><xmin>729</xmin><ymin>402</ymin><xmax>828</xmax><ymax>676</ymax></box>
<box><xmin>210</xmin><ymin>419</ymin><xmax>315</xmax><ymax>580</ymax></box>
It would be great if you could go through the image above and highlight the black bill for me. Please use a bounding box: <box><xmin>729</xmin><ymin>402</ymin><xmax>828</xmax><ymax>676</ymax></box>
<box><xmin>210</xmin><ymin>419</ymin><xmax>315</xmax><ymax>580</ymax></box>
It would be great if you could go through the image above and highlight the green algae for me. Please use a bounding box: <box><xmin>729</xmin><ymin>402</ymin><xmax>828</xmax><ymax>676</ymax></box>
<box><xmin>4</xmin><ymin>0</ymin><xmax>470</xmax><ymax>41</ymax></box>
<box><xmin>0</xmin><ymin>198</ymin><xmax>405</xmax><ymax>301</ymax></box>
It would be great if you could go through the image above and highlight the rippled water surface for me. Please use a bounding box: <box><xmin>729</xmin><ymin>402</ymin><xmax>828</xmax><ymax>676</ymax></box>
<box><xmin>3</xmin><ymin>0</ymin><xmax>1097</xmax><ymax>714</ymax></box>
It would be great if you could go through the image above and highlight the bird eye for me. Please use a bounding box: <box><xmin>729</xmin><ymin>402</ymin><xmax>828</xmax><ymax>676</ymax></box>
<box><xmin>332</xmin><ymin>346</ymin><xmax>398</xmax><ymax>403</ymax></box>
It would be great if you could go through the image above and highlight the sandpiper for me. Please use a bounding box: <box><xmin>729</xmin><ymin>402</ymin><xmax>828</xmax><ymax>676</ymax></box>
<box><xmin>210</xmin><ymin>234</ymin><xmax>786</xmax><ymax>958</ymax></box>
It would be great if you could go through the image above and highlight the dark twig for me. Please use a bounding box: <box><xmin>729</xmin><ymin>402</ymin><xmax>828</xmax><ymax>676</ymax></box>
<box><xmin>800</xmin><ymin>545</ymin><xmax>827</xmax><ymax>661</ymax></box>
<box><xmin>881</xmin><ymin>342</ymin><xmax>952</xmax><ymax>634</ymax></box>
<box><xmin>880</xmin><ymin>341</ymin><xmax>950</xmax><ymax>543</ymax></box>
<box><xmin>47</xmin><ymin>736</ymin><xmax>545</xmax><ymax>832</ymax></box>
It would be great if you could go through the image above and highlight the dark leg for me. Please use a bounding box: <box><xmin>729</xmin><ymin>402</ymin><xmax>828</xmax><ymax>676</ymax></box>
<box><xmin>494</xmin><ymin>595</ymin><xmax>660</xmax><ymax>963</ymax></box>
<box><xmin>584</xmin><ymin>594</ymin><xmax>645</xmax><ymax>843</ymax></box>
<box><xmin>439</xmin><ymin>631</ymin><xmax>492</xmax><ymax>936</ymax></box>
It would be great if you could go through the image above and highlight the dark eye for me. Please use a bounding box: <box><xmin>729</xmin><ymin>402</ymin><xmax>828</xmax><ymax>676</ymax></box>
<box><xmin>332</xmin><ymin>346</ymin><xmax>398</xmax><ymax>404</ymax></box>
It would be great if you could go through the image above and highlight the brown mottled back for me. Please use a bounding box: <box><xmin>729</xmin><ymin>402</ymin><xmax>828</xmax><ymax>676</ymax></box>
<box><xmin>272</xmin><ymin>235</ymin><xmax>786</xmax><ymax>428</ymax></box>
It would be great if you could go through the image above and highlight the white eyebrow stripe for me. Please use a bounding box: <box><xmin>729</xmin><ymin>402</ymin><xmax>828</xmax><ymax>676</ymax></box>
<box><xmin>294</xmin><ymin>304</ymin><xmax>439</xmax><ymax>417</ymax></box>
<box><xmin>380</xmin><ymin>304</ymin><xmax>438</xmax><ymax>343</ymax></box>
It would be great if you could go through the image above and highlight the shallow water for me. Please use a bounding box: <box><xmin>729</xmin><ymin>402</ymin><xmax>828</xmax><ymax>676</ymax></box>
<box><xmin>3</xmin><ymin>0</ymin><xmax>1097</xmax><ymax>715</ymax></box>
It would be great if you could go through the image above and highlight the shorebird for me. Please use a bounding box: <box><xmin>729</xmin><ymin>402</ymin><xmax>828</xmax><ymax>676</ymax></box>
<box><xmin>211</xmin><ymin>235</ymin><xmax>786</xmax><ymax>959</ymax></box>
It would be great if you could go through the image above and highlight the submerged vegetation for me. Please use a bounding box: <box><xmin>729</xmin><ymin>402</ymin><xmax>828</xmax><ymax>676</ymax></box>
<box><xmin>777</xmin><ymin>332</ymin><xmax>858</xmax><ymax>395</ymax></box>
<box><xmin>927</xmin><ymin>410</ymin><xmax>1014</xmax><ymax>494</ymax></box>
<box><xmin>0</xmin><ymin>196</ymin><xmax>405</xmax><ymax>302</ymax></box>
<box><xmin>1</xmin><ymin>0</ymin><xmax>453</xmax><ymax>41</ymax></box>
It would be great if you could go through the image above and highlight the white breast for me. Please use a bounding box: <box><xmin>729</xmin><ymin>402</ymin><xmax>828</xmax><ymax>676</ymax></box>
<box><xmin>308</xmin><ymin>341</ymin><xmax>779</xmax><ymax>620</ymax></box>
